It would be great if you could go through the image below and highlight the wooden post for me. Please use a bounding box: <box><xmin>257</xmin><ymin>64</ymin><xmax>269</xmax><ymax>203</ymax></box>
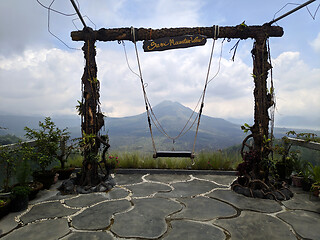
<box><xmin>250</xmin><ymin>36</ymin><xmax>273</xmax><ymax>181</ymax></box>
<box><xmin>79</xmin><ymin>27</ymin><xmax>104</xmax><ymax>186</ymax></box>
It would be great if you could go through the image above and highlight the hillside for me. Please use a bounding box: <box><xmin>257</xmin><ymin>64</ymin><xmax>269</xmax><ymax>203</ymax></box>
<box><xmin>1</xmin><ymin>101</ymin><xmax>319</xmax><ymax>152</ymax></box>
<box><xmin>106</xmin><ymin>101</ymin><xmax>244</xmax><ymax>152</ymax></box>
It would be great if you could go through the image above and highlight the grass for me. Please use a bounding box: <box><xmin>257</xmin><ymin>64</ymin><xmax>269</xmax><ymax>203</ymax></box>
<box><xmin>66</xmin><ymin>151</ymin><xmax>242</xmax><ymax>171</ymax></box>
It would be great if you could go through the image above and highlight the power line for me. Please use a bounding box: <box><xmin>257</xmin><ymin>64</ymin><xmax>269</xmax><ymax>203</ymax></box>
<box><xmin>46</xmin><ymin>0</ymin><xmax>80</xmax><ymax>50</ymax></box>
<box><xmin>36</xmin><ymin>0</ymin><xmax>78</xmax><ymax>16</ymax></box>
<box><xmin>269</xmin><ymin>0</ymin><xmax>317</xmax><ymax>25</ymax></box>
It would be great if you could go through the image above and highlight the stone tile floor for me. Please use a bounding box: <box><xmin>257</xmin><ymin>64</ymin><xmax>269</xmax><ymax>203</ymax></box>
<box><xmin>0</xmin><ymin>172</ymin><xmax>319</xmax><ymax>239</ymax></box>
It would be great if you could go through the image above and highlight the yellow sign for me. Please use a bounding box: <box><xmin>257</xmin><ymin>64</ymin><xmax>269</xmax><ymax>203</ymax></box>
<box><xmin>143</xmin><ymin>34</ymin><xmax>207</xmax><ymax>52</ymax></box>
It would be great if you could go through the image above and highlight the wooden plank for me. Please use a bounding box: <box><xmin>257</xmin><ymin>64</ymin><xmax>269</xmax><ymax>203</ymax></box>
<box><xmin>0</xmin><ymin>140</ymin><xmax>37</xmax><ymax>150</ymax></box>
<box><xmin>71</xmin><ymin>25</ymin><xmax>284</xmax><ymax>42</ymax></box>
<box><xmin>143</xmin><ymin>34</ymin><xmax>207</xmax><ymax>52</ymax></box>
<box><xmin>287</xmin><ymin>137</ymin><xmax>320</xmax><ymax>151</ymax></box>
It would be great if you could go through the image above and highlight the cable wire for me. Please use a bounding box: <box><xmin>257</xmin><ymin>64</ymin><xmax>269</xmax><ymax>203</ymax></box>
<box><xmin>36</xmin><ymin>0</ymin><xmax>79</xmax><ymax>16</ymax></box>
<box><xmin>45</xmin><ymin>0</ymin><xmax>81</xmax><ymax>50</ymax></box>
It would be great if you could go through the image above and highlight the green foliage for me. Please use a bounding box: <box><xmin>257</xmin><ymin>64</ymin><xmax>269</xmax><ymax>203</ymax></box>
<box><xmin>308</xmin><ymin>162</ymin><xmax>320</xmax><ymax>183</ymax></box>
<box><xmin>79</xmin><ymin>132</ymin><xmax>96</xmax><ymax>152</ymax></box>
<box><xmin>24</xmin><ymin>117</ymin><xmax>68</xmax><ymax>172</ymax></box>
<box><xmin>241</xmin><ymin>123</ymin><xmax>251</xmax><ymax>134</ymax></box>
<box><xmin>0</xmin><ymin>199</ymin><xmax>9</xmax><ymax>206</ymax></box>
<box><xmin>10</xmin><ymin>186</ymin><xmax>30</xmax><ymax>199</ymax></box>
<box><xmin>287</xmin><ymin>131</ymin><xmax>320</xmax><ymax>143</ymax></box>
<box><xmin>273</xmin><ymin>135</ymin><xmax>300</xmax><ymax>179</ymax></box>
<box><xmin>0</xmin><ymin>146</ymin><xmax>16</xmax><ymax>191</ymax></box>
<box><xmin>75</xmin><ymin>100</ymin><xmax>83</xmax><ymax>116</ymax></box>
<box><xmin>14</xmin><ymin>143</ymin><xmax>35</xmax><ymax>185</ymax></box>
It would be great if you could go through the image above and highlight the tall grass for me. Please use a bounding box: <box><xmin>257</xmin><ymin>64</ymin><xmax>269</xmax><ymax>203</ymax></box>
<box><xmin>66</xmin><ymin>151</ymin><xmax>241</xmax><ymax>171</ymax></box>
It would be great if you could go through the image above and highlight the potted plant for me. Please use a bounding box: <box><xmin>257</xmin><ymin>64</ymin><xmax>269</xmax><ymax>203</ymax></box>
<box><xmin>291</xmin><ymin>157</ymin><xmax>308</xmax><ymax>187</ymax></box>
<box><xmin>24</xmin><ymin>117</ymin><xmax>63</xmax><ymax>189</ymax></box>
<box><xmin>309</xmin><ymin>162</ymin><xmax>320</xmax><ymax>197</ymax></box>
<box><xmin>105</xmin><ymin>155</ymin><xmax>119</xmax><ymax>175</ymax></box>
<box><xmin>52</xmin><ymin>135</ymin><xmax>76</xmax><ymax>180</ymax></box>
<box><xmin>0</xmin><ymin>197</ymin><xmax>11</xmax><ymax>219</ymax></box>
<box><xmin>0</xmin><ymin>146</ymin><xmax>16</xmax><ymax>194</ymax></box>
<box><xmin>10</xmin><ymin>185</ymin><xmax>30</xmax><ymax>212</ymax></box>
<box><xmin>273</xmin><ymin>138</ymin><xmax>295</xmax><ymax>183</ymax></box>
<box><xmin>14</xmin><ymin>143</ymin><xmax>43</xmax><ymax>200</ymax></box>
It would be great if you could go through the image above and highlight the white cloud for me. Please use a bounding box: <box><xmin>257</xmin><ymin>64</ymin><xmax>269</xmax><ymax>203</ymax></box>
<box><xmin>310</xmin><ymin>32</ymin><xmax>320</xmax><ymax>53</ymax></box>
<box><xmin>1</xmin><ymin>42</ymin><xmax>319</xmax><ymax>131</ymax></box>
<box><xmin>0</xmin><ymin>48</ymin><xmax>83</xmax><ymax>116</ymax></box>
<box><xmin>272</xmin><ymin>51</ymin><xmax>320</xmax><ymax>126</ymax></box>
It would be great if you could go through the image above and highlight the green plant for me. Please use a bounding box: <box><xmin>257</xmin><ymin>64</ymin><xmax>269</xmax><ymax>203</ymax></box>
<box><xmin>241</xmin><ymin>123</ymin><xmax>252</xmax><ymax>134</ymax></box>
<box><xmin>11</xmin><ymin>186</ymin><xmax>30</xmax><ymax>199</ymax></box>
<box><xmin>0</xmin><ymin>199</ymin><xmax>7</xmax><ymax>207</ymax></box>
<box><xmin>287</xmin><ymin>131</ymin><xmax>320</xmax><ymax>143</ymax></box>
<box><xmin>15</xmin><ymin>143</ymin><xmax>35</xmax><ymax>185</ymax></box>
<box><xmin>24</xmin><ymin>117</ymin><xmax>68</xmax><ymax>172</ymax></box>
<box><xmin>308</xmin><ymin>162</ymin><xmax>320</xmax><ymax>186</ymax></box>
<box><xmin>56</xmin><ymin>134</ymin><xmax>76</xmax><ymax>169</ymax></box>
<box><xmin>107</xmin><ymin>155</ymin><xmax>119</xmax><ymax>167</ymax></box>
<box><xmin>273</xmin><ymin>135</ymin><xmax>300</xmax><ymax>180</ymax></box>
<box><xmin>0</xmin><ymin>146</ymin><xmax>16</xmax><ymax>192</ymax></box>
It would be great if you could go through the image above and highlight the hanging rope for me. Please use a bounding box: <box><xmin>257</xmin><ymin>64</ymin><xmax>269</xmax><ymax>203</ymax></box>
<box><xmin>267</xmin><ymin>38</ymin><xmax>276</xmax><ymax>161</ymax></box>
<box><xmin>128</xmin><ymin>25</ymin><xmax>220</xmax><ymax>157</ymax></box>
<box><xmin>131</xmin><ymin>27</ymin><xmax>157</xmax><ymax>154</ymax></box>
<box><xmin>192</xmin><ymin>25</ymin><xmax>219</xmax><ymax>155</ymax></box>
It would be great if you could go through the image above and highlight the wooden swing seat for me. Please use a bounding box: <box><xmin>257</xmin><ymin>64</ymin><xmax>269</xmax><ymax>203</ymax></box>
<box><xmin>153</xmin><ymin>151</ymin><xmax>194</xmax><ymax>159</ymax></box>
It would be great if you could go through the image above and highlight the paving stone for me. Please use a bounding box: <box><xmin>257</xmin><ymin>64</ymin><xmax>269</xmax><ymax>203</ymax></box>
<box><xmin>171</xmin><ymin>196</ymin><xmax>237</xmax><ymax>220</ymax></box>
<box><xmin>21</xmin><ymin>201</ymin><xmax>78</xmax><ymax>224</ymax></box>
<box><xmin>195</xmin><ymin>175</ymin><xmax>237</xmax><ymax>186</ymax></box>
<box><xmin>145</xmin><ymin>174</ymin><xmax>191</xmax><ymax>184</ymax></box>
<box><xmin>277</xmin><ymin>210</ymin><xmax>320</xmax><ymax>240</ymax></box>
<box><xmin>61</xmin><ymin>231</ymin><xmax>114</xmax><ymax>240</ymax></box>
<box><xmin>282</xmin><ymin>192</ymin><xmax>320</xmax><ymax>213</ymax></box>
<box><xmin>114</xmin><ymin>174</ymin><xmax>144</xmax><ymax>185</ymax></box>
<box><xmin>72</xmin><ymin>200</ymin><xmax>131</xmax><ymax>230</ymax></box>
<box><xmin>111</xmin><ymin>198</ymin><xmax>182</xmax><ymax>239</ymax></box>
<box><xmin>64</xmin><ymin>193</ymin><xmax>110</xmax><ymax>207</ymax></box>
<box><xmin>163</xmin><ymin>220</ymin><xmax>225</xmax><ymax>240</ymax></box>
<box><xmin>106</xmin><ymin>187</ymin><xmax>130</xmax><ymax>200</ymax></box>
<box><xmin>156</xmin><ymin>179</ymin><xmax>219</xmax><ymax>198</ymax></box>
<box><xmin>208</xmin><ymin>189</ymin><xmax>282</xmax><ymax>213</ymax></box>
<box><xmin>28</xmin><ymin>189</ymin><xmax>62</xmax><ymax>205</ymax></box>
<box><xmin>1</xmin><ymin>218</ymin><xmax>70</xmax><ymax>240</ymax></box>
<box><xmin>0</xmin><ymin>212</ymin><xmax>19</xmax><ymax>237</ymax></box>
<box><xmin>214</xmin><ymin>211</ymin><xmax>296</xmax><ymax>240</ymax></box>
<box><xmin>125</xmin><ymin>182</ymin><xmax>171</xmax><ymax>198</ymax></box>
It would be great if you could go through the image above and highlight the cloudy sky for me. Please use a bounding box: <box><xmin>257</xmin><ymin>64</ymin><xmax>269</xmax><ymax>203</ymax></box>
<box><xmin>0</xmin><ymin>0</ymin><xmax>319</xmax><ymax>130</ymax></box>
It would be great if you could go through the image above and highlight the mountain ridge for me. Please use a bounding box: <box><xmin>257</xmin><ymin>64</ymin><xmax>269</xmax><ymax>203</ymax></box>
<box><xmin>1</xmin><ymin>101</ymin><xmax>319</xmax><ymax>152</ymax></box>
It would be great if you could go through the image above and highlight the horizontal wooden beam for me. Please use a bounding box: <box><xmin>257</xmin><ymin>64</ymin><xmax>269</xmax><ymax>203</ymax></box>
<box><xmin>71</xmin><ymin>25</ymin><xmax>283</xmax><ymax>42</ymax></box>
<box><xmin>287</xmin><ymin>137</ymin><xmax>320</xmax><ymax>151</ymax></box>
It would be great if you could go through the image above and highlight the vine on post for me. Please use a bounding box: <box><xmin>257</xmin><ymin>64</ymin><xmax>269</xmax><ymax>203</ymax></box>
<box><xmin>78</xmin><ymin>27</ymin><xmax>106</xmax><ymax>187</ymax></box>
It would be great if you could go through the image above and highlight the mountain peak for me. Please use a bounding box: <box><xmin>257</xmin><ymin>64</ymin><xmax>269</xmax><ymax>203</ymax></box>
<box><xmin>152</xmin><ymin>101</ymin><xmax>192</xmax><ymax>119</ymax></box>
<box><xmin>155</xmin><ymin>100</ymin><xmax>185</xmax><ymax>108</ymax></box>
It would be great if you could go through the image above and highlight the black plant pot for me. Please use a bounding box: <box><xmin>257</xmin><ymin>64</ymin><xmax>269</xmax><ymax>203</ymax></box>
<box><xmin>0</xmin><ymin>198</ymin><xmax>11</xmax><ymax>219</ymax></box>
<box><xmin>33</xmin><ymin>171</ymin><xmax>55</xmax><ymax>189</ymax></box>
<box><xmin>276</xmin><ymin>163</ymin><xmax>286</xmax><ymax>180</ymax></box>
<box><xmin>11</xmin><ymin>195</ymin><xmax>28</xmax><ymax>212</ymax></box>
<box><xmin>302</xmin><ymin>178</ymin><xmax>314</xmax><ymax>192</ymax></box>
<box><xmin>54</xmin><ymin>167</ymin><xmax>75</xmax><ymax>180</ymax></box>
